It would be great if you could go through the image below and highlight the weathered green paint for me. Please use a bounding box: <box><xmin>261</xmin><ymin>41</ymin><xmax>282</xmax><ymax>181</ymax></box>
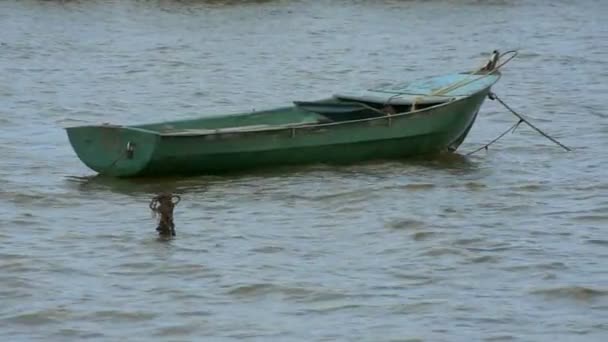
<box><xmin>65</xmin><ymin>71</ymin><xmax>500</xmax><ymax>177</ymax></box>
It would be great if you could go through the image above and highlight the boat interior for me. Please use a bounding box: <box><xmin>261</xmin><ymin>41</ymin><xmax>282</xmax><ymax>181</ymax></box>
<box><xmin>135</xmin><ymin>94</ymin><xmax>450</xmax><ymax>136</ymax></box>
<box><xmin>132</xmin><ymin>71</ymin><xmax>496</xmax><ymax>136</ymax></box>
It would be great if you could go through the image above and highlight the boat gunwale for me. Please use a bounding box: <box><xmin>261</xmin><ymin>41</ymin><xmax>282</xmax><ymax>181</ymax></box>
<box><xmin>159</xmin><ymin>71</ymin><xmax>501</xmax><ymax>138</ymax></box>
<box><xmin>64</xmin><ymin>70</ymin><xmax>500</xmax><ymax>138</ymax></box>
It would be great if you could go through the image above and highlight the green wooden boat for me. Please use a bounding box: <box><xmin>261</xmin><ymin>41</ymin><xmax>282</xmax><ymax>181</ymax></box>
<box><xmin>66</xmin><ymin>53</ymin><xmax>504</xmax><ymax>177</ymax></box>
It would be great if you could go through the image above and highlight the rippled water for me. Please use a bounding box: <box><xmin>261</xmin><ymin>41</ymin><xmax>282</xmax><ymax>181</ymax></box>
<box><xmin>1</xmin><ymin>0</ymin><xmax>607</xmax><ymax>340</ymax></box>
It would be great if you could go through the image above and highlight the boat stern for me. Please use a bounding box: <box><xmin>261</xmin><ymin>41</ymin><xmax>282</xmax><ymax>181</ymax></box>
<box><xmin>65</xmin><ymin>125</ymin><xmax>159</xmax><ymax>177</ymax></box>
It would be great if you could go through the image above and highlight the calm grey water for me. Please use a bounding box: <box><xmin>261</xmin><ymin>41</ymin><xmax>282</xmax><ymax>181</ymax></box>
<box><xmin>1</xmin><ymin>0</ymin><xmax>607</xmax><ymax>340</ymax></box>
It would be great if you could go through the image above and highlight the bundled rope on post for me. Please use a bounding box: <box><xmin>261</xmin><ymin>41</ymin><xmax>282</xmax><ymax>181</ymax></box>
<box><xmin>150</xmin><ymin>193</ymin><xmax>181</xmax><ymax>237</ymax></box>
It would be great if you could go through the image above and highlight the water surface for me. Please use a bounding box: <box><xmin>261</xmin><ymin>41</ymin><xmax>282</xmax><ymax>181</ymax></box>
<box><xmin>1</xmin><ymin>0</ymin><xmax>607</xmax><ymax>340</ymax></box>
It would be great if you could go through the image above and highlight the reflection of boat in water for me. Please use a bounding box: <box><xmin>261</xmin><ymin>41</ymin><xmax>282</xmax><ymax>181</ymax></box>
<box><xmin>65</xmin><ymin>51</ymin><xmax>505</xmax><ymax>178</ymax></box>
<box><xmin>65</xmin><ymin>152</ymin><xmax>478</xmax><ymax>199</ymax></box>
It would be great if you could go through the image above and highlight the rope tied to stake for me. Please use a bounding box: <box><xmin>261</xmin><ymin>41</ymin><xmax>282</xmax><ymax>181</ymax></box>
<box><xmin>150</xmin><ymin>193</ymin><xmax>181</xmax><ymax>237</ymax></box>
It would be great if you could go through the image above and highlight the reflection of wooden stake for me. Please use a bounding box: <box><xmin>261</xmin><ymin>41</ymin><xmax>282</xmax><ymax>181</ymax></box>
<box><xmin>150</xmin><ymin>193</ymin><xmax>181</xmax><ymax>237</ymax></box>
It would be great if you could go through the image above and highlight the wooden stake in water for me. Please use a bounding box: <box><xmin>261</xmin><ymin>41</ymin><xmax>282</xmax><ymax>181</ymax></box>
<box><xmin>150</xmin><ymin>193</ymin><xmax>181</xmax><ymax>237</ymax></box>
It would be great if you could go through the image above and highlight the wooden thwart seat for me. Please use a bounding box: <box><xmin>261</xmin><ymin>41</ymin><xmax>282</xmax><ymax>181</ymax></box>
<box><xmin>162</xmin><ymin>124</ymin><xmax>277</xmax><ymax>136</ymax></box>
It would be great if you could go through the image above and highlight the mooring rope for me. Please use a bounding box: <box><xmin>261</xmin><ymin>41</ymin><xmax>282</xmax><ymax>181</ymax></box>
<box><xmin>489</xmin><ymin>92</ymin><xmax>571</xmax><ymax>151</ymax></box>
<box><xmin>467</xmin><ymin>119</ymin><xmax>523</xmax><ymax>155</ymax></box>
<box><xmin>467</xmin><ymin>92</ymin><xmax>572</xmax><ymax>155</ymax></box>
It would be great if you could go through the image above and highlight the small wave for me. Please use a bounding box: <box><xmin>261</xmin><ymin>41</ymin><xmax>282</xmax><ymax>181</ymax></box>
<box><xmin>399</xmin><ymin>183</ymin><xmax>436</xmax><ymax>191</ymax></box>
<box><xmin>109</xmin><ymin>263</ymin><xmax>209</xmax><ymax>277</ymax></box>
<box><xmin>153</xmin><ymin>324</ymin><xmax>201</xmax><ymax>337</ymax></box>
<box><xmin>529</xmin><ymin>229</ymin><xmax>572</xmax><ymax>237</ymax></box>
<box><xmin>463</xmin><ymin>181</ymin><xmax>487</xmax><ymax>190</ymax></box>
<box><xmin>299</xmin><ymin>291</ymin><xmax>352</xmax><ymax>303</ymax></box>
<box><xmin>307</xmin><ymin>188</ymin><xmax>376</xmax><ymax>202</ymax></box>
<box><xmin>225</xmin><ymin>283</ymin><xmax>350</xmax><ymax>303</ymax></box>
<box><xmin>114</xmin><ymin>261</ymin><xmax>157</xmax><ymax>269</ymax></box>
<box><xmin>53</xmin><ymin>329</ymin><xmax>105</xmax><ymax>339</ymax></box>
<box><xmin>493</xmin><ymin>203</ymin><xmax>531</xmax><ymax>212</ymax></box>
<box><xmin>390</xmin><ymin>274</ymin><xmax>436</xmax><ymax>286</ymax></box>
<box><xmin>503</xmin><ymin>261</ymin><xmax>567</xmax><ymax>271</ymax></box>
<box><xmin>3</xmin><ymin>191</ymin><xmax>45</xmax><ymax>203</ymax></box>
<box><xmin>515</xmin><ymin>52</ymin><xmax>543</xmax><ymax>59</ymax></box>
<box><xmin>389</xmin><ymin>301</ymin><xmax>442</xmax><ymax>314</ymax></box>
<box><xmin>483</xmin><ymin>335</ymin><xmax>515</xmax><ymax>341</ymax></box>
<box><xmin>513</xmin><ymin>183</ymin><xmax>545</xmax><ymax>191</ymax></box>
<box><xmin>420</xmin><ymin>247</ymin><xmax>465</xmax><ymax>257</ymax></box>
<box><xmin>412</xmin><ymin>231</ymin><xmax>435</xmax><ymax>241</ymax></box>
<box><xmin>468</xmin><ymin>255</ymin><xmax>501</xmax><ymax>264</ymax></box>
<box><xmin>250</xmin><ymin>246</ymin><xmax>285</xmax><ymax>253</ymax></box>
<box><xmin>125</xmin><ymin>69</ymin><xmax>146</xmax><ymax>74</ymax></box>
<box><xmin>55</xmin><ymin>117</ymin><xmax>93</xmax><ymax>127</ymax></box>
<box><xmin>0</xmin><ymin>253</ymin><xmax>26</xmax><ymax>260</ymax></box>
<box><xmin>4</xmin><ymin>308</ymin><xmax>72</xmax><ymax>326</ymax></box>
<box><xmin>466</xmin><ymin>244</ymin><xmax>513</xmax><ymax>252</ymax></box>
<box><xmin>304</xmin><ymin>303</ymin><xmax>364</xmax><ymax>314</ymax></box>
<box><xmin>85</xmin><ymin>310</ymin><xmax>157</xmax><ymax>322</ymax></box>
<box><xmin>531</xmin><ymin>286</ymin><xmax>608</xmax><ymax>301</ymax></box>
<box><xmin>226</xmin><ymin>283</ymin><xmax>310</xmax><ymax>298</ymax></box>
<box><xmin>465</xmin><ymin>0</ymin><xmax>515</xmax><ymax>7</ymax></box>
<box><xmin>165</xmin><ymin>60</ymin><xmax>195</xmax><ymax>68</ymax></box>
<box><xmin>2</xmin><ymin>190</ymin><xmax>76</xmax><ymax>208</ymax></box>
<box><xmin>154</xmin><ymin>263</ymin><xmax>208</xmax><ymax>276</ymax></box>
<box><xmin>574</xmin><ymin>214</ymin><xmax>608</xmax><ymax>222</ymax></box>
<box><xmin>386</xmin><ymin>219</ymin><xmax>425</xmax><ymax>230</ymax></box>
<box><xmin>587</xmin><ymin>239</ymin><xmax>608</xmax><ymax>246</ymax></box>
<box><xmin>452</xmin><ymin>237</ymin><xmax>484</xmax><ymax>246</ymax></box>
<box><xmin>4</xmin><ymin>313</ymin><xmax>56</xmax><ymax>326</ymax></box>
<box><xmin>176</xmin><ymin>310</ymin><xmax>212</xmax><ymax>318</ymax></box>
<box><xmin>0</xmin><ymin>260</ymin><xmax>40</xmax><ymax>273</ymax></box>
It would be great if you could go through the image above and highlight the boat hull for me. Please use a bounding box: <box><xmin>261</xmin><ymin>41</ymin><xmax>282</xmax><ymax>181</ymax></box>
<box><xmin>66</xmin><ymin>89</ymin><xmax>489</xmax><ymax>177</ymax></box>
